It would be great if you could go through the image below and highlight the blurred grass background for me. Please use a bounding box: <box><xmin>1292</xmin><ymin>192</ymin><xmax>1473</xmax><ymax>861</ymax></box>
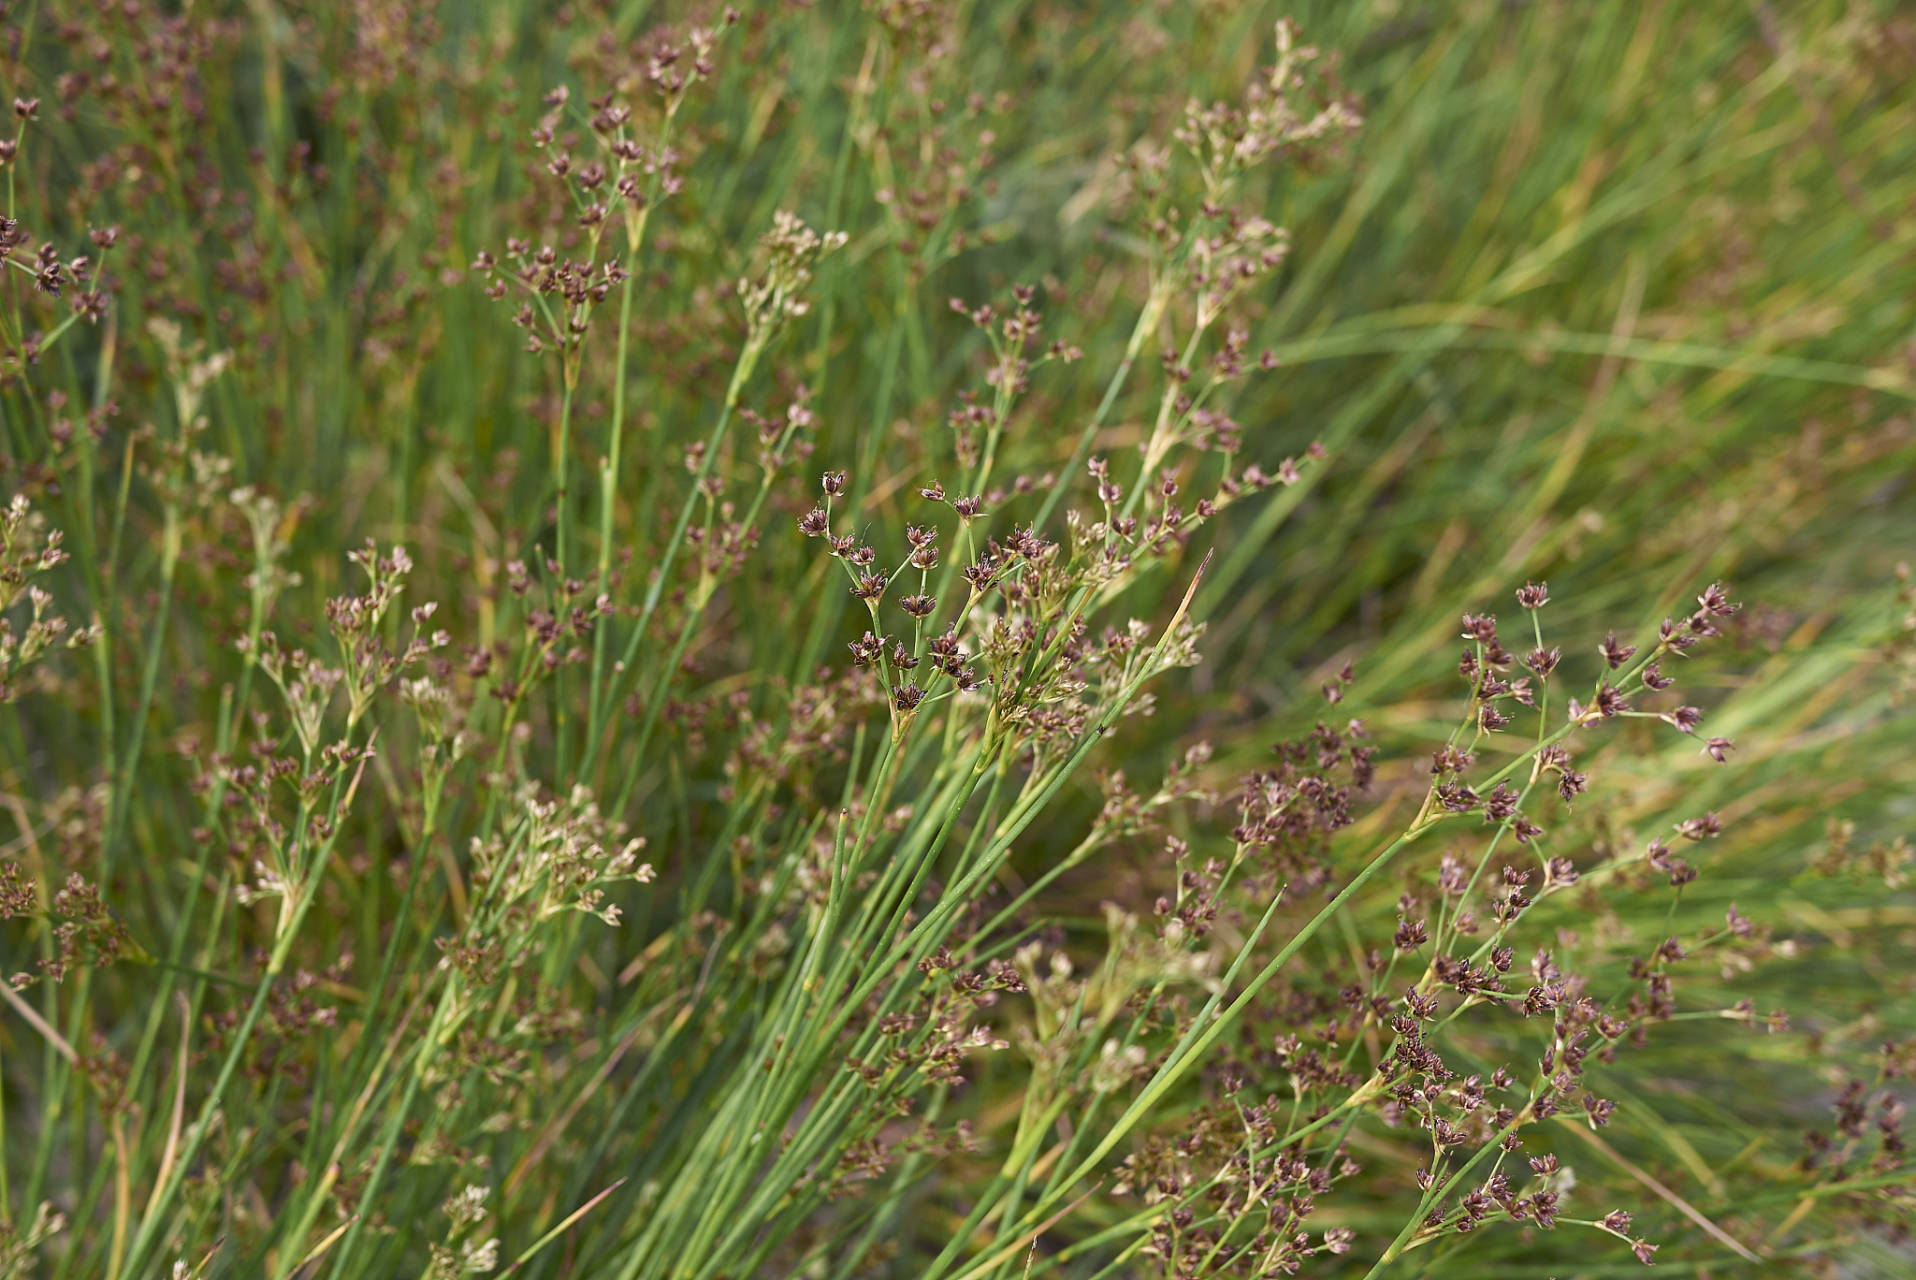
<box><xmin>5</xmin><ymin>0</ymin><xmax>1915</xmax><ymax>1274</ymax></box>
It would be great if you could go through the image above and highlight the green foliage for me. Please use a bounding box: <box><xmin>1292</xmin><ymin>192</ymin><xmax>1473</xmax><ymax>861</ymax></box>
<box><xmin>0</xmin><ymin>1</ymin><xmax>1909</xmax><ymax>1278</ymax></box>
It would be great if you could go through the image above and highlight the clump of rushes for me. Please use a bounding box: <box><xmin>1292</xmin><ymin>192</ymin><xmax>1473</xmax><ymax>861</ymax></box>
<box><xmin>0</xmin><ymin>4</ymin><xmax>1908</xmax><ymax>1280</ymax></box>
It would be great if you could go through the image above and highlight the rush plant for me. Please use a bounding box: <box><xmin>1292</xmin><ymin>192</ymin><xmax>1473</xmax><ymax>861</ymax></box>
<box><xmin>0</xmin><ymin>2</ymin><xmax>1909</xmax><ymax>1279</ymax></box>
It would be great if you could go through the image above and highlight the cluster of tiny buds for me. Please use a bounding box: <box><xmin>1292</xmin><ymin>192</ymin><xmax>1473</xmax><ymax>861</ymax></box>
<box><xmin>908</xmin><ymin>479</ymin><xmax>986</xmax><ymax>522</ymax></box>
<box><xmin>643</xmin><ymin>10</ymin><xmax>739</xmax><ymax>98</ymax></box>
<box><xmin>0</xmin><ymin>213</ymin><xmax>117</xmax><ymax>332</ymax></box>
<box><xmin>948</xmin><ymin>286</ymin><xmax>1083</xmax><ymax>364</ymax></box>
<box><xmin>1421</xmin><ymin>581</ymin><xmax>1744</xmax><ymax>857</ymax></box>
<box><xmin>794</xmin><ymin>470</ymin><xmax>1008</xmax><ymax>718</ymax></box>
<box><xmin>466</xmin><ymin>24</ymin><xmax>751</xmax><ymax>354</ymax></box>
<box><xmin>1499</xmin><ymin>580</ymin><xmax>1737</xmax><ymax>747</ymax></box>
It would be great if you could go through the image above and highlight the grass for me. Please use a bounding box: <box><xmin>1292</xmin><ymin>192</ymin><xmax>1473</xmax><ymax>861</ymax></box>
<box><xmin>0</xmin><ymin>0</ymin><xmax>1910</xmax><ymax>1277</ymax></box>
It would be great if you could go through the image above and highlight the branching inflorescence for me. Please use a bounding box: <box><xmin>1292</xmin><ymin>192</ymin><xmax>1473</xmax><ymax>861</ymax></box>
<box><xmin>0</xmin><ymin>5</ymin><xmax>1904</xmax><ymax>1280</ymax></box>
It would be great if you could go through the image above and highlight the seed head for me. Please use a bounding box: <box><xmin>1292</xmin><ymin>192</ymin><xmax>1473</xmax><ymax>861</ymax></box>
<box><xmin>1662</xmin><ymin>705</ymin><xmax>1701</xmax><ymax>734</ymax></box>
<box><xmin>1675</xmin><ymin>812</ymin><xmax>1723</xmax><ymax>841</ymax></box>
<box><xmin>1697</xmin><ymin>582</ymin><xmax>1737</xmax><ymax>616</ymax></box>
<box><xmin>1598</xmin><ymin>632</ymin><xmax>1636</xmax><ymax>669</ymax></box>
